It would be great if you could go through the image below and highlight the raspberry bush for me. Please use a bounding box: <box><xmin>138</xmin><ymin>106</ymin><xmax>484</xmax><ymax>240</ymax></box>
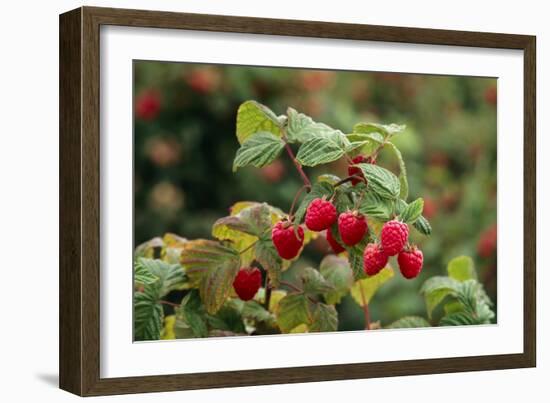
<box><xmin>134</xmin><ymin>101</ymin><xmax>494</xmax><ymax>341</ymax></box>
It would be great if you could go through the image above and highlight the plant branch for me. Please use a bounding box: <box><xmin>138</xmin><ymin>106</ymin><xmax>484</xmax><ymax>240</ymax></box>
<box><xmin>263</xmin><ymin>275</ymin><xmax>272</xmax><ymax>309</ymax></box>
<box><xmin>288</xmin><ymin>184</ymin><xmax>311</xmax><ymax>220</ymax></box>
<box><xmin>159</xmin><ymin>300</ymin><xmax>180</xmax><ymax>308</ymax></box>
<box><xmin>358</xmin><ymin>281</ymin><xmax>371</xmax><ymax>330</ymax></box>
<box><xmin>283</xmin><ymin>139</ymin><xmax>311</xmax><ymax>187</ymax></box>
<box><xmin>334</xmin><ymin>175</ymin><xmax>365</xmax><ymax>188</ymax></box>
<box><xmin>279</xmin><ymin>280</ymin><xmax>302</xmax><ymax>293</ymax></box>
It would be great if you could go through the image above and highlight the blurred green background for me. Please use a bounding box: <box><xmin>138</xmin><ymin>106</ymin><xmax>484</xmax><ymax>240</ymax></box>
<box><xmin>134</xmin><ymin>61</ymin><xmax>497</xmax><ymax>329</ymax></box>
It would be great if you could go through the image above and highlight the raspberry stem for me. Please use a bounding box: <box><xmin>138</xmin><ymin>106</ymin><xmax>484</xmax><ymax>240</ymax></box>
<box><xmin>263</xmin><ymin>276</ymin><xmax>272</xmax><ymax>309</ymax></box>
<box><xmin>283</xmin><ymin>137</ymin><xmax>311</xmax><ymax>187</ymax></box>
<box><xmin>358</xmin><ymin>280</ymin><xmax>371</xmax><ymax>330</ymax></box>
<box><xmin>288</xmin><ymin>184</ymin><xmax>311</xmax><ymax>220</ymax></box>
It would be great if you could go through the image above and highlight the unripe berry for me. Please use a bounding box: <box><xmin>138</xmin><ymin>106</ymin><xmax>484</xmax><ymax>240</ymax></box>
<box><xmin>272</xmin><ymin>221</ymin><xmax>304</xmax><ymax>260</ymax></box>
<box><xmin>363</xmin><ymin>243</ymin><xmax>388</xmax><ymax>276</ymax></box>
<box><xmin>233</xmin><ymin>267</ymin><xmax>262</xmax><ymax>301</ymax></box>
<box><xmin>381</xmin><ymin>219</ymin><xmax>409</xmax><ymax>256</ymax></box>
<box><xmin>397</xmin><ymin>247</ymin><xmax>424</xmax><ymax>279</ymax></box>
<box><xmin>305</xmin><ymin>198</ymin><xmax>337</xmax><ymax>231</ymax></box>
<box><xmin>338</xmin><ymin>211</ymin><xmax>368</xmax><ymax>246</ymax></box>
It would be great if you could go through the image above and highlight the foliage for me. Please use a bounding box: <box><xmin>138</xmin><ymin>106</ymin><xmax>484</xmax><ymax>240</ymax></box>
<box><xmin>133</xmin><ymin>101</ymin><xmax>495</xmax><ymax>341</ymax></box>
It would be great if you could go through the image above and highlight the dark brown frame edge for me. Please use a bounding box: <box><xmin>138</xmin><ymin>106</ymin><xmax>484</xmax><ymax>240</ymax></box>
<box><xmin>59</xmin><ymin>6</ymin><xmax>536</xmax><ymax>396</ymax></box>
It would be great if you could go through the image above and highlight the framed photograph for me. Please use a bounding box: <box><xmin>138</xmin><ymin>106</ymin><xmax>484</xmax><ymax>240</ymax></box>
<box><xmin>59</xmin><ymin>6</ymin><xmax>536</xmax><ymax>396</ymax></box>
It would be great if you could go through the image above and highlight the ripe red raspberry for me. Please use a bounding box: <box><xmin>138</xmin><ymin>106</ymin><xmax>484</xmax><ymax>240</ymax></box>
<box><xmin>397</xmin><ymin>247</ymin><xmax>423</xmax><ymax>279</ymax></box>
<box><xmin>347</xmin><ymin>155</ymin><xmax>367</xmax><ymax>185</ymax></box>
<box><xmin>305</xmin><ymin>198</ymin><xmax>337</xmax><ymax>231</ymax></box>
<box><xmin>326</xmin><ymin>229</ymin><xmax>345</xmax><ymax>254</ymax></box>
<box><xmin>338</xmin><ymin>211</ymin><xmax>368</xmax><ymax>246</ymax></box>
<box><xmin>363</xmin><ymin>243</ymin><xmax>388</xmax><ymax>276</ymax></box>
<box><xmin>233</xmin><ymin>267</ymin><xmax>262</xmax><ymax>301</ymax></box>
<box><xmin>272</xmin><ymin>221</ymin><xmax>304</xmax><ymax>260</ymax></box>
<box><xmin>381</xmin><ymin>219</ymin><xmax>409</xmax><ymax>256</ymax></box>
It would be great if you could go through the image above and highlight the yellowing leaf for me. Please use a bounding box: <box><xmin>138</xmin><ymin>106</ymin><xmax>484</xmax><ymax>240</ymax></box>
<box><xmin>180</xmin><ymin>240</ymin><xmax>241</xmax><ymax>314</ymax></box>
<box><xmin>447</xmin><ymin>256</ymin><xmax>477</xmax><ymax>282</ymax></box>
<box><xmin>289</xmin><ymin>324</ymin><xmax>309</xmax><ymax>334</ymax></box>
<box><xmin>268</xmin><ymin>289</ymin><xmax>287</xmax><ymax>313</ymax></box>
<box><xmin>351</xmin><ymin>267</ymin><xmax>394</xmax><ymax>307</ymax></box>
<box><xmin>276</xmin><ymin>294</ymin><xmax>312</xmax><ymax>333</ymax></box>
<box><xmin>236</xmin><ymin>100</ymin><xmax>282</xmax><ymax>144</ymax></box>
<box><xmin>161</xmin><ymin>315</ymin><xmax>176</xmax><ymax>340</ymax></box>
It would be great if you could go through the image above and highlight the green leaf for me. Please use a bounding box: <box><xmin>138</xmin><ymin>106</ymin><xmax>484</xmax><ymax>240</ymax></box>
<box><xmin>420</xmin><ymin>276</ymin><xmax>461</xmax><ymax>318</ymax></box>
<box><xmin>175</xmin><ymin>291</ymin><xmax>208</xmax><ymax>338</ymax></box>
<box><xmin>310</xmin><ymin>303</ymin><xmax>338</xmax><ymax>332</ymax></box>
<box><xmin>134</xmin><ymin>258</ymin><xmax>159</xmax><ymax>285</ymax></box>
<box><xmin>353</xmin><ymin>122</ymin><xmax>406</xmax><ymax>137</ymax></box>
<box><xmin>135</xmin><ymin>257</ymin><xmax>186</xmax><ymax>297</ymax></box>
<box><xmin>293</xmin><ymin>182</ymin><xmax>334</xmax><ymax>229</ymax></box>
<box><xmin>348</xmin><ymin>130</ymin><xmax>385</xmax><ymax>144</ymax></box>
<box><xmin>236</xmin><ymin>100</ymin><xmax>282</xmax><ymax>144</ymax></box>
<box><xmin>386</xmin><ymin>316</ymin><xmax>431</xmax><ymax>329</ymax></box>
<box><xmin>413</xmin><ymin>215</ymin><xmax>432</xmax><ymax>236</ymax></box>
<box><xmin>439</xmin><ymin>280</ymin><xmax>495</xmax><ymax>326</ymax></box>
<box><xmin>255</xmin><ymin>238</ymin><xmax>283</xmax><ymax>287</ymax></box>
<box><xmin>320</xmin><ymin>255</ymin><xmax>354</xmax><ymax>304</ymax></box>
<box><xmin>358</xmin><ymin>192</ymin><xmax>394</xmax><ymax>220</ymax></box>
<box><xmin>355</xmin><ymin>163</ymin><xmax>400</xmax><ymax>200</ymax></box>
<box><xmin>386</xmin><ymin>142</ymin><xmax>409</xmax><ymax>200</ymax></box>
<box><xmin>347</xmin><ymin>241</ymin><xmax>369</xmax><ymax>280</ymax></box>
<box><xmin>400</xmin><ymin>198</ymin><xmax>424</xmax><ymax>224</ymax></box>
<box><xmin>276</xmin><ymin>294</ymin><xmax>312</xmax><ymax>333</ymax></box>
<box><xmin>134</xmin><ymin>290</ymin><xmax>163</xmax><ymax>341</ymax></box>
<box><xmin>180</xmin><ymin>240</ymin><xmax>241</xmax><ymax>314</ymax></box>
<box><xmin>439</xmin><ymin>311</ymin><xmax>478</xmax><ymax>326</ymax></box>
<box><xmin>351</xmin><ymin>267</ymin><xmax>394</xmax><ymax>307</ymax></box>
<box><xmin>447</xmin><ymin>256</ymin><xmax>477</xmax><ymax>282</ymax></box>
<box><xmin>232</xmin><ymin>132</ymin><xmax>285</xmax><ymax>172</ymax></box>
<box><xmin>317</xmin><ymin>173</ymin><xmax>342</xmax><ymax>185</ymax></box>
<box><xmin>207</xmin><ymin>302</ymin><xmax>246</xmax><ymax>334</ymax></box>
<box><xmin>301</xmin><ymin>267</ymin><xmax>334</xmax><ymax>295</ymax></box>
<box><xmin>296</xmin><ymin>130</ymin><xmax>350</xmax><ymax>167</ymax></box>
<box><xmin>286</xmin><ymin>107</ymin><xmax>339</xmax><ymax>144</ymax></box>
<box><xmin>455</xmin><ymin>280</ymin><xmax>494</xmax><ymax>324</ymax></box>
<box><xmin>241</xmin><ymin>300</ymin><xmax>276</xmax><ymax>326</ymax></box>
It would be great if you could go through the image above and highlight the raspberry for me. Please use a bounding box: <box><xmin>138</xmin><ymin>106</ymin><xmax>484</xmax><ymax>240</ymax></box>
<box><xmin>233</xmin><ymin>267</ymin><xmax>262</xmax><ymax>301</ymax></box>
<box><xmin>326</xmin><ymin>229</ymin><xmax>345</xmax><ymax>254</ymax></box>
<box><xmin>272</xmin><ymin>221</ymin><xmax>304</xmax><ymax>260</ymax></box>
<box><xmin>305</xmin><ymin>198</ymin><xmax>337</xmax><ymax>231</ymax></box>
<box><xmin>338</xmin><ymin>211</ymin><xmax>368</xmax><ymax>246</ymax></box>
<box><xmin>397</xmin><ymin>247</ymin><xmax>423</xmax><ymax>279</ymax></box>
<box><xmin>348</xmin><ymin>155</ymin><xmax>367</xmax><ymax>185</ymax></box>
<box><xmin>381</xmin><ymin>219</ymin><xmax>409</xmax><ymax>256</ymax></box>
<box><xmin>363</xmin><ymin>243</ymin><xmax>388</xmax><ymax>276</ymax></box>
<box><xmin>348</xmin><ymin>155</ymin><xmax>376</xmax><ymax>185</ymax></box>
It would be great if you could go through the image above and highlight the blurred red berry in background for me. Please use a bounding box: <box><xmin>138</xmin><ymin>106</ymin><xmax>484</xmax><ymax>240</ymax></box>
<box><xmin>484</xmin><ymin>85</ymin><xmax>497</xmax><ymax>106</ymax></box>
<box><xmin>259</xmin><ymin>160</ymin><xmax>285</xmax><ymax>183</ymax></box>
<box><xmin>300</xmin><ymin>71</ymin><xmax>335</xmax><ymax>92</ymax></box>
<box><xmin>186</xmin><ymin>67</ymin><xmax>221</xmax><ymax>94</ymax></box>
<box><xmin>136</xmin><ymin>89</ymin><xmax>161</xmax><ymax>121</ymax></box>
<box><xmin>422</xmin><ymin>196</ymin><xmax>438</xmax><ymax>219</ymax></box>
<box><xmin>477</xmin><ymin>224</ymin><xmax>497</xmax><ymax>258</ymax></box>
<box><xmin>146</xmin><ymin>137</ymin><xmax>182</xmax><ymax>167</ymax></box>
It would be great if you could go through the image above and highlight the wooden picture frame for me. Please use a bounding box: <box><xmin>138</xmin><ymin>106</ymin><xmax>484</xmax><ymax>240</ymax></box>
<box><xmin>59</xmin><ymin>6</ymin><xmax>536</xmax><ymax>396</ymax></box>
